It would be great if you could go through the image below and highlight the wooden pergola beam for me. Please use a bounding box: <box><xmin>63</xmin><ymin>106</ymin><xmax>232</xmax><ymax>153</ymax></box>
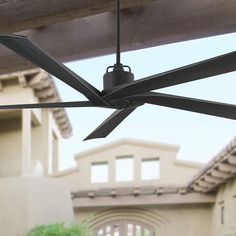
<box><xmin>1</xmin><ymin>0</ymin><xmax>236</xmax><ymax>75</ymax></box>
<box><xmin>0</xmin><ymin>0</ymin><xmax>155</xmax><ymax>33</ymax></box>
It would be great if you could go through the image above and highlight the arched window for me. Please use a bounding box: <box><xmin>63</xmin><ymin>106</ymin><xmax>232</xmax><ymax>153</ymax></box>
<box><xmin>94</xmin><ymin>220</ymin><xmax>155</xmax><ymax>236</ymax></box>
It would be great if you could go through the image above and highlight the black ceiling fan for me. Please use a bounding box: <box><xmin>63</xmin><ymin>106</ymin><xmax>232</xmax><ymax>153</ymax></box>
<box><xmin>0</xmin><ymin>0</ymin><xmax>236</xmax><ymax>141</ymax></box>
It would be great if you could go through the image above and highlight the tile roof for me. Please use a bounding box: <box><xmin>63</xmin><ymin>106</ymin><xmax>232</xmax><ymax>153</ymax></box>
<box><xmin>188</xmin><ymin>137</ymin><xmax>236</xmax><ymax>192</ymax></box>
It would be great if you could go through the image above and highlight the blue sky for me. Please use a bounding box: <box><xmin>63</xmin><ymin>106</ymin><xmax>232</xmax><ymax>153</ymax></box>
<box><xmin>54</xmin><ymin>32</ymin><xmax>236</xmax><ymax>169</ymax></box>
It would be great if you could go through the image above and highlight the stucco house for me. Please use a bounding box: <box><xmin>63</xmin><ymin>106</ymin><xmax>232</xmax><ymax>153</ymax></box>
<box><xmin>58</xmin><ymin>138</ymin><xmax>236</xmax><ymax>236</ymax></box>
<box><xmin>0</xmin><ymin>70</ymin><xmax>235</xmax><ymax>236</ymax></box>
<box><xmin>0</xmin><ymin>69</ymin><xmax>74</xmax><ymax>236</ymax></box>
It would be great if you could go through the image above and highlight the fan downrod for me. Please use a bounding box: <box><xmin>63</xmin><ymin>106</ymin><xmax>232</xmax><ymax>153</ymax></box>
<box><xmin>103</xmin><ymin>0</ymin><xmax>134</xmax><ymax>93</ymax></box>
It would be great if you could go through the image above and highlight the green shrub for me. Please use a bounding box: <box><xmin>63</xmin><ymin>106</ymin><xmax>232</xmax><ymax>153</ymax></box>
<box><xmin>27</xmin><ymin>223</ymin><xmax>91</xmax><ymax>236</ymax></box>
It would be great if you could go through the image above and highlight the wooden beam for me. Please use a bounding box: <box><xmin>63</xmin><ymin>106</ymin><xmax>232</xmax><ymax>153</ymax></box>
<box><xmin>18</xmin><ymin>75</ymin><xmax>27</xmax><ymax>88</ymax></box>
<box><xmin>231</xmin><ymin>150</ymin><xmax>236</xmax><ymax>156</ymax></box>
<box><xmin>59</xmin><ymin>122</ymin><xmax>69</xmax><ymax>130</ymax></box>
<box><xmin>204</xmin><ymin>175</ymin><xmax>223</xmax><ymax>184</ymax></box>
<box><xmin>40</xmin><ymin>97</ymin><xmax>58</xmax><ymax>103</ymax></box>
<box><xmin>217</xmin><ymin>163</ymin><xmax>236</xmax><ymax>173</ymax></box>
<box><xmin>1</xmin><ymin>0</ymin><xmax>236</xmax><ymax>74</ymax></box>
<box><xmin>0</xmin><ymin>0</ymin><xmax>155</xmax><ymax>33</ymax></box>
<box><xmin>35</xmin><ymin>88</ymin><xmax>55</xmax><ymax>99</ymax></box>
<box><xmin>228</xmin><ymin>155</ymin><xmax>236</xmax><ymax>165</ymax></box>
<box><xmin>192</xmin><ymin>185</ymin><xmax>209</xmax><ymax>193</ymax></box>
<box><xmin>211</xmin><ymin>169</ymin><xmax>232</xmax><ymax>179</ymax></box>
<box><xmin>110</xmin><ymin>189</ymin><xmax>117</xmax><ymax>197</ymax></box>
<box><xmin>28</xmin><ymin>71</ymin><xmax>48</xmax><ymax>88</ymax></box>
<box><xmin>155</xmin><ymin>188</ymin><xmax>164</xmax><ymax>196</ymax></box>
<box><xmin>178</xmin><ymin>188</ymin><xmax>187</xmax><ymax>195</ymax></box>
<box><xmin>53</xmin><ymin>110</ymin><xmax>65</xmax><ymax>119</ymax></box>
<box><xmin>56</xmin><ymin>116</ymin><xmax>68</xmax><ymax>124</ymax></box>
<box><xmin>133</xmin><ymin>188</ymin><xmax>140</xmax><ymax>197</ymax></box>
<box><xmin>88</xmin><ymin>191</ymin><xmax>95</xmax><ymax>198</ymax></box>
<box><xmin>197</xmin><ymin>180</ymin><xmax>215</xmax><ymax>188</ymax></box>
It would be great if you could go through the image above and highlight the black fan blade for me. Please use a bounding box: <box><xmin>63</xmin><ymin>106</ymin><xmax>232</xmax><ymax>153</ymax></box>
<box><xmin>104</xmin><ymin>51</ymin><xmax>236</xmax><ymax>101</ymax></box>
<box><xmin>0</xmin><ymin>34</ymin><xmax>107</xmax><ymax>105</ymax></box>
<box><xmin>84</xmin><ymin>106</ymin><xmax>137</xmax><ymax>140</ymax></box>
<box><xmin>126</xmin><ymin>92</ymin><xmax>236</xmax><ymax>120</ymax></box>
<box><xmin>0</xmin><ymin>101</ymin><xmax>108</xmax><ymax>110</ymax></box>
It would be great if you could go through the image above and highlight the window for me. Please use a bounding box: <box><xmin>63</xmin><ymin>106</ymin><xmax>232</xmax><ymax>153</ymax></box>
<box><xmin>116</xmin><ymin>156</ymin><xmax>134</xmax><ymax>182</ymax></box>
<box><xmin>91</xmin><ymin>162</ymin><xmax>108</xmax><ymax>183</ymax></box>
<box><xmin>141</xmin><ymin>158</ymin><xmax>160</xmax><ymax>180</ymax></box>
<box><xmin>95</xmin><ymin>220</ymin><xmax>154</xmax><ymax>236</ymax></box>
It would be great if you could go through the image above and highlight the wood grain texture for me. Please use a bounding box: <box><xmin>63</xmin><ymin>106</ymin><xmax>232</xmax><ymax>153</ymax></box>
<box><xmin>0</xmin><ymin>0</ymin><xmax>155</xmax><ymax>33</ymax></box>
<box><xmin>0</xmin><ymin>0</ymin><xmax>236</xmax><ymax>74</ymax></box>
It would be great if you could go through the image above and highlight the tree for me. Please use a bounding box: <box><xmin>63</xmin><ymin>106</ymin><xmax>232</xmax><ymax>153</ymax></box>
<box><xmin>27</xmin><ymin>223</ymin><xmax>91</xmax><ymax>236</ymax></box>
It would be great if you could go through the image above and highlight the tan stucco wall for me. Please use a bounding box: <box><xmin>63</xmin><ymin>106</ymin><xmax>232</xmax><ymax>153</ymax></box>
<box><xmin>61</xmin><ymin>140</ymin><xmax>203</xmax><ymax>192</ymax></box>
<box><xmin>212</xmin><ymin>177</ymin><xmax>236</xmax><ymax>236</ymax></box>
<box><xmin>74</xmin><ymin>205</ymin><xmax>212</xmax><ymax>236</ymax></box>
<box><xmin>55</xmin><ymin>167</ymin><xmax>80</xmax><ymax>191</ymax></box>
<box><xmin>31</xmin><ymin>110</ymin><xmax>61</xmax><ymax>175</ymax></box>
<box><xmin>0</xmin><ymin>177</ymin><xmax>74</xmax><ymax>236</ymax></box>
<box><xmin>0</xmin><ymin>83</ymin><xmax>35</xmax><ymax>177</ymax></box>
<box><xmin>0</xmin><ymin>118</ymin><xmax>22</xmax><ymax>177</ymax></box>
<box><xmin>0</xmin><ymin>82</ymin><xmax>62</xmax><ymax>177</ymax></box>
<box><xmin>0</xmin><ymin>82</ymin><xmax>36</xmax><ymax>105</ymax></box>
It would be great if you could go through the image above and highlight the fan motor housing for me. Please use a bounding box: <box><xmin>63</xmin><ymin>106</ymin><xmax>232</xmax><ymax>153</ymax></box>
<box><xmin>103</xmin><ymin>70</ymin><xmax>134</xmax><ymax>93</ymax></box>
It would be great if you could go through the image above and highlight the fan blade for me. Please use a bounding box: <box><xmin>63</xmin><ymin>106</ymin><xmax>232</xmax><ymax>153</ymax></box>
<box><xmin>126</xmin><ymin>92</ymin><xmax>236</xmax><ymax>120</ymax></box>
<box><xmin>84</xmin><ymin>106</ymin><xmax>137</xmax><ymax>140</ymax></box>
<box><xmin>0</xmin><ymin>101</ymin><xmax>107</xmax><ymax>110</ymax></box>
<box><xmin>104</xmin><ymin>51</ymin><xmax>236</xmax><ymax>101</ymax></box>
<box><xmin>0</xmin><ymin>34</ymin><xmax>107</xmax><ymax>105</ymax></box>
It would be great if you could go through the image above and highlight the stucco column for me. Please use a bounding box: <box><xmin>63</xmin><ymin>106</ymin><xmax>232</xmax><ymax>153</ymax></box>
<box><xmin>42</xmin><ymin>109</ymin><xmax>52</xmax><ymax>175</ymax></box>
<box><xmin>51</xmin><ymin>130</ymin><xmax>60</xmax><ymax>174</ymax></box>
<box><xmin>21</xmin><ymin>109</ymin><xmax>32</xmax><ymax>175</ymax></box>
<box><xmin>134</xmin><ymin>157</ymin><xmax>141</xmax><ymax>181</ymax></box>
<box><xmin>109</xmin><ymin>158</ymin><xmax>116</xmax><ymax>184</ymax></box>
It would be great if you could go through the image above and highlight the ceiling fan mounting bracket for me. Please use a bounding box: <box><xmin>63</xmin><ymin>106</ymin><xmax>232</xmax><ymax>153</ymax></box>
<box><xmin>103</xmin><ymin>64</ymin><xmax>134</xmax><ymax>92</ymax></box>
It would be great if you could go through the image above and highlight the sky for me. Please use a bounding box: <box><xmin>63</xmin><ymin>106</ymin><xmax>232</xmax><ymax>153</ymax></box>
<box><xmin>54</xmin><ymin>32</ymin><xmax>236</xmax><ymax>170</ymax></box>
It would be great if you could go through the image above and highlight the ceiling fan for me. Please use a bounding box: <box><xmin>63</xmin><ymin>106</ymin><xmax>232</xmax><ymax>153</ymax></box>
<box><xmin>0</xmin><ymin>0</ymin><xmax>236</xmax><ymax>141</ymax></box>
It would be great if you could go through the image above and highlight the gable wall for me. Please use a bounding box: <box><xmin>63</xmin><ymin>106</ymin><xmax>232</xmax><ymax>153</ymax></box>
<box><xmin>72</xmin><ymin>142</ymin><xmax>202</xmax><ymax>191</ymax></box>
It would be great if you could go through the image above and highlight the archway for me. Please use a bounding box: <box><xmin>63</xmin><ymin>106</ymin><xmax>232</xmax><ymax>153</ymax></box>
<box><xmin>85</xmin><ymin>207</ymin><xmax>170</xmax><ymax>236</ymax></box>
<box><xmin>94</xmin><ymin>219</ymin><xmax>155</xmax><ymax>236</ymax></box>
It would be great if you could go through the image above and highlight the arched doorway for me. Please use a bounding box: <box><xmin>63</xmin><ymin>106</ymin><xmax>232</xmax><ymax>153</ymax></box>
<box><xmin>94</xmin><ymin>219</ymin><xmax>155</xmax><ymax>236</ymax></box>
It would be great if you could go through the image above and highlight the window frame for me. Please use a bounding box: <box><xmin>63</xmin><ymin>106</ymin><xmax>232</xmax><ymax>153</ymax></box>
<box><xmin>90</xmin><ymin>161</ymin><xmax>109</xmax><ymax>184</ymax></box>
<box><xmin>141</xmin><ymin>157</ymin><xmax>160</xmax><ymax>181</ymax></box>
<box><xmin>115</xmin><ymin>155</ymin><xmax>134</xmax><ymax>182</ymax></box>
